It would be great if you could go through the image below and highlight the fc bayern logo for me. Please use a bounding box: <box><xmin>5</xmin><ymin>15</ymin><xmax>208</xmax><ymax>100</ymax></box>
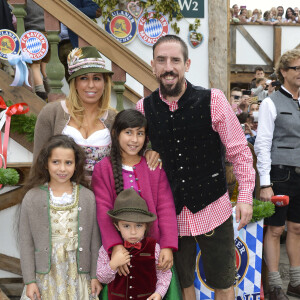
<box><xmin>105</xmin><ymin>10</ymin><xmax>137</xmax><ymax>44</ymax></box>
<box><xmin>20</xmin><ymin>30</ymin><xmax>49</xmax><ymax>61</ymax></box>
<box><xmin>137</xmin><ymin>11</ymin><xmax>169</xmax><ymax>46</ymax></box>
<box><xmin>196</xmin><ymin>237</ymin><xmax>249</xmax><ymax>290</ymax></box>
<box><xmin>0</xmin><ymin>29</ymin><xmax>20</xmax><ymax>60</ymax></box>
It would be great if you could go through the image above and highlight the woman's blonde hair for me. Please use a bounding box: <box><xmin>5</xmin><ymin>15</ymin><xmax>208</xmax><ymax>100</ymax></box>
<box><xmin>66</xmin><ymin>73</ymin><xmax>112</xmax><ymax>126</ymax></box>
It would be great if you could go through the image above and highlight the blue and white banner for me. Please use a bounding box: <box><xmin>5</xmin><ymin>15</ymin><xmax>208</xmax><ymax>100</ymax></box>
<box><xmin>194</xmin><ymin>213</ymin><xmax>263</xmax><ymax>299</ymax></box>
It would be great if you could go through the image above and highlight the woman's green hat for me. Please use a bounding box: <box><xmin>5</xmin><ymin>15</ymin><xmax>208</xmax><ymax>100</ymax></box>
<box><xmin>67</xmin><ymin>46</ymin><xmax>113</xmax><ymax>82</ymax></box>
<box><xmin>107</xmin><ymin>189</ymin><xmax>157</xmax><ymax>223</ymax></box>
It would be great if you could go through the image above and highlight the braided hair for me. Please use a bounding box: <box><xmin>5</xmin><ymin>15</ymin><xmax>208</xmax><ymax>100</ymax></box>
<box><xmin>110</xmin><ymin>109</ymin><xmax>148</xmax><ymax>194</ymax></box>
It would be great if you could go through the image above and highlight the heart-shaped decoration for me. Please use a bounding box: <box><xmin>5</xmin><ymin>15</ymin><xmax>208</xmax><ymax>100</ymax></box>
<box><xmin>188</xmin><ymin>30</ymin><xmax>203</xmax><ymax>49</ymax></box>
<box><xmin>127</xmin><ymin>1</ymin><xmax>143</xmax><ymax>19</ymax></box>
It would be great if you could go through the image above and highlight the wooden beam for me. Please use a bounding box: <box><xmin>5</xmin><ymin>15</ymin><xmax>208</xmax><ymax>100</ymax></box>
<box><xmin>208</xmin><ymin>0</ymin><xmax>228</xmax><ymax>94</ymax></box>
<box><xmin>230</xmin><ymin>25</ymin><xmax>236</xmax><ymax>65</ymax></box>
<box><xmin>6</xmin><ymin>163</ymin><xmax>31</xmax><ymax>186</ymax></box>
<box><xmin>32</xmin><ymin>0</ymin><xmax>158</xmax><ymax>92</ymax></box>
<box><xmin>0</xmin><ymin>186</ymin><xmax>24</xmax><ymax>211</ymax></box>
<box><xmin>230</xmin><ymin>72</ymin><xmax>254</xmax><ymax>84</ymax></box>
<box><xmin>0</xmin><ymin>254</ymin><xmax>21</xmax><ymax>276</ymax></box>
<box><xmin>123</xmin><ymin>85</ymin><xmax>142</xmax><ymax>104</ymax></box>
<box><xmin>231</xmin><ymin>64</ymin><xmax>274</xmax><ymax>73</ymax></box>
<box><xmin>274</xmin><ymin>27</ymin><xmax>282</xmax><ymax>66</ymax></box>
<box><xmin>0</xmin><ymin>289</ymin><xmax>10</xmax><ymax>300</ymax></box>
<box><xmin>0</xmin><ymin>278</ymin><xmax>23</xmax><ymax>284</ymax></box>
<box><xmin>236</xmin><ymin>25</ymin><xmax>273</xmax><ymax>65</ymax></box>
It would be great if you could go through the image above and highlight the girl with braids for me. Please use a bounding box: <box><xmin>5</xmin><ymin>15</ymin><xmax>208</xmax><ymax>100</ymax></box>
<box><xmin>92</xmin><ymin>109</ymin><xmax>177</xmax><ymax>275</ymax></box>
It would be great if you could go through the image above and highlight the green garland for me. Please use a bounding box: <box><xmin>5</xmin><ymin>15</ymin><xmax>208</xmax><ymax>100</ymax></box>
<box><xmin>95</xmin><ymin>0</ymin><xmax>202</xmax><ymax>40</ymax></box>
<box><xmin>251</xmin><ymin>198</ymin><xmax>275</xmax><ymax>223</ymax></box>
<box><xmin>0</xmin><ymin>168</ymin><xmax>19</xmax><ymax>185</ymax></box>
<box><xmin>3</xmin><ymin>100</ymin><xmax>37</xmax><ymax>142</ymax></box>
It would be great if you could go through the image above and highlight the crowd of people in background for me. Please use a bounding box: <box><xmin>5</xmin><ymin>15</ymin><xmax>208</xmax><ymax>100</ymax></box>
<box><xmin>231</xmin><ymin>4</ymin><xmax>300</xmax><ymax>24</ymax></box>
<box><xmin>229</xmin><ymin>66</ymin><xmax>281</xmax><ymax>146</ymax></box>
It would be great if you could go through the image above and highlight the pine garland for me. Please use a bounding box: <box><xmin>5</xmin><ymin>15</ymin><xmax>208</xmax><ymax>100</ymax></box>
<box><xmin>0</xmin><ymin>168</ymin><xmax>19</xmax><ymax>185</ymax></box>
<box><xmin>251</xmin><ymin>198</ymin><xmax>275</xmax><ymax>223</ymax></box>
<box><xmin>3</xmin><ymin>100</ymin><xmax>37</xmax><ymax>142</ymax></box>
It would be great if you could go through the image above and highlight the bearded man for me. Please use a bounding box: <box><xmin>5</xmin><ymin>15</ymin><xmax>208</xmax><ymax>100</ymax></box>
<box><xmin>136</xmin><ymin>35</ymin><xmax>255</xmax><ymax>300</ymax></box>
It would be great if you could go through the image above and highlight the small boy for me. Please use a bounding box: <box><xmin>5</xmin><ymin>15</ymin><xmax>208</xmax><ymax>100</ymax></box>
<box><xmin>97</xmin><ymin>189</ymin><xmax>172</xmax><ymax>300</ymax></box>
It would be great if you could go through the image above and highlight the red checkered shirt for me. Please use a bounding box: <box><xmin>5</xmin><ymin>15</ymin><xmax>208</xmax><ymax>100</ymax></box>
<box><xmin>136</xmin><ymin>87</ymin><xmax>255</xmax><ymax>236</ymax></box>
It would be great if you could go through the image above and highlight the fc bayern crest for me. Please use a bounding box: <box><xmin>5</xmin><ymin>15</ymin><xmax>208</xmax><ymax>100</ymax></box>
<box><xmin>196</xmin><ymin>237</ymin><xmax>249</xmax><ymax>290</ymax></box>
<box><xmin>0</xmin><ymin>29</ymin><xmax>20</xmax><ymax>60</ymax></box>
<box><xmin>20</xmin><ymin>30</ymin><xmax>49</xmax><ymax>61</ymax></box>
<box><xmin>137</xmin><ymin>11</ymin><xmax>169</xmax><ymax>46</ymax></box>
<box><xmin>105</xmin><ymin>10</ymin><xmax>137</xmax><ymax>44</ymax></box>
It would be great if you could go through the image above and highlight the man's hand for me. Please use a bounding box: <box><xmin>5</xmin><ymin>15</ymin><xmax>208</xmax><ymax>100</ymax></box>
<box><xmin>157</xmin><ymin>248</ymin><xmax>173</xmax><ymax>271</ymax></box>
<box><xmin>235</xmin><ymin>203</ymin><xmax>253</xmax><ymax>230</ymax></box>
<box><xmin>260</xmin><ymin>187</ymin><xmax>274</xmax><ymax>202</ymax></box>
<box><xmin>145</xmin><ymin>150</ymin><xmax>162</xmax><ymax>170</ymax></box>
<box><xmin>91</xmin><ymin>278</ymin><xmax>102</xmax><ymax>297</ymax></box>
<box><xmin>26</xmin><ymin>283</ymin><xmax>41</xmax><ymax>300</ymax></box>
<box><xmin>147</xmin><ymin>292</ymin><xmax>162</xmax><ymax>300</ymax></box>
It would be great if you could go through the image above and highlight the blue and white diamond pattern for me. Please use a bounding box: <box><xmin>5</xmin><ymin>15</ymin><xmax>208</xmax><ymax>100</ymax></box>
<box><xmin>194</xmin><ymin>219</ymin><xmax>263</xmax><ymax>299</ymax></box>
<box><xmin>26</xmin><ymin>37</ymin><xmax>42</xmax><ymax>54</ymax></box>
<box><xmin>143</xmin><ymin>18</ymin><xmax>162</xmax><ymax>38</ymax></box>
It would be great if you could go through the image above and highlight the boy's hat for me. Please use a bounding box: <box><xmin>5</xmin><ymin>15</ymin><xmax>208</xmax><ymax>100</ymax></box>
<box><xmin>67</xmin><ymin>46</ymin><xmax>113</xmax><ymax>82</ymax></box>
<box><xmin>107</xmin><ymin>189</ymin><xmax>157</xmax><ymax>223</ymax></box>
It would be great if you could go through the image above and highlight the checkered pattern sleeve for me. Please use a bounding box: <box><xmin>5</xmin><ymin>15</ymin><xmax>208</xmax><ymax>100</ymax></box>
<box><xmin>211</xmin><ymin>88</ymin><xmax>255</xmax><ymax>205</ymax></box>
<box><xmin>96</xmin><ymin>246</ymin><xmax>117</xmax><ymax>284</ymax></box>
<box><xmin>155</xmin><ymin>243</ymin><xmax>172</xmax><ymax>298</ymax></box>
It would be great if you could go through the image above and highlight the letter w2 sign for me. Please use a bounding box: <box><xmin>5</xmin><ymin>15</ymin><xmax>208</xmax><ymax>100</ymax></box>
<box><xmin>175</xmin><ymin>0</ymin><xmax>204</xmax><ymax>18</ymax></box>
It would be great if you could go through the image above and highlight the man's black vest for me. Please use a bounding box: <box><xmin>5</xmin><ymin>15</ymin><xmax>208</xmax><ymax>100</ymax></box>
<box><xmin>144</xmin><ymin>81</ymin><xmax>227</xmax><ymax>214</ymax></box>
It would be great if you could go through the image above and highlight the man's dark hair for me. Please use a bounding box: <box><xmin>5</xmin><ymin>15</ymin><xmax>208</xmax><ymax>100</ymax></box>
<box><xmin>254</xmin><ymin>67</ymin><xmax>264</xmax><ymax>73</ymax></box>
<box><xmin>230</xmin><ymin>87</ymin><xmax>242</xmax><ymax>95</ymax></box>
<box><xmin>153</xmin><ymin>35</ymin><xmax>189</xmax><ymax>63</ymax></box>
<box><xmin>277</xmin><ymin>6</ymin><xmax>284</xmax><ymax>10</ymax></box>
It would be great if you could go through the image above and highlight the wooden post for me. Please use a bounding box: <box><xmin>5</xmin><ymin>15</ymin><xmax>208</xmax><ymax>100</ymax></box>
<box><xmin>112</xmin><ymin>63</ymin><xmax>126</xmax><ymax>111</ymax></box>
<box><xmin>10</xmin><ymin>0</ymin><xmax>27</xmax><ymax>37</ymax></box>
<box><xmin>44</xmin><ymin>11</ymin><xmax>65</xmax><ymax>102</ymax></box>
<box><xmin>208</xmin><ymin>0</ymin><xmax>229</xmax><ymax>96</ymax></box>
<box><xmin>274</xmin><ymin>26</ymin><xmax>282</xmax><ymax>67</ymax></box>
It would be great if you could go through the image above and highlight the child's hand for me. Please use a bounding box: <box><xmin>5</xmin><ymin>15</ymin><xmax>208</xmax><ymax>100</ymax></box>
<box><xmin>147</xmin><ymin>292</ymin><xmax>162</xmax><ymax>300</ymax></box>
<box><xmin>91</xmin><ymin>278</ymin><xmax>102</xmax><ymax>297</ymax></box>
<box><xmin>110</xmin><ymin>247</ymin><xmax>130</xmax><ymax>272</ymax></box>
<box><xmin>157</xmin><ymin>248</ymin><xmax>173</xmax><ymax>271</ymax></box>
<box><xmin>112</xmin><ymin>245</ymin><xmax>131</xmax><ymax>276</ymax></box>
<box><xmin>26</xmin><ymin>282</ymin><xmax>41</xmax><ymax>300</ymax></box>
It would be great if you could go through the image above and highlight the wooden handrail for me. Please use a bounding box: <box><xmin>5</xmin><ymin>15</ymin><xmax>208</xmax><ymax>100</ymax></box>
<box><xmin>33</xmin><ymin>0</ymin><xmax>158</xmax><ymax>92</ymax></box>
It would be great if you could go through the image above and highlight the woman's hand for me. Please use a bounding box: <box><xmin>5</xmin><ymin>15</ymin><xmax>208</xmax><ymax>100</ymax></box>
<box><xmin>91</xmin><ymin>278</ymin><xmax>102</xmax><ymax>297</ymax></box>
<box><xmin>145</xmin><ymin>150</ymin><xmax>162</xmax><ymax>171</ymax></box>
<box><xmin>26</xmin><ymin>283</ymin><xmax>41</xmax><ymax>300</ymax></box>
<box><xmin>157</xmin><ymin>248</ymin><xmax>173</xmax><ymax>271</ymax></box>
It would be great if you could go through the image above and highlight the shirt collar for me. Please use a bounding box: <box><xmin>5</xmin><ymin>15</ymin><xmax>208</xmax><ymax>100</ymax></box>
<box><xmin>280</xmin><ymin>85</ymin><xmax>300</xmax><ymax>101</ymax></box>
<box><xmin>158</xmin><ymin>80</ymin><xmax>188</xmax><ymax>106</ymax></box>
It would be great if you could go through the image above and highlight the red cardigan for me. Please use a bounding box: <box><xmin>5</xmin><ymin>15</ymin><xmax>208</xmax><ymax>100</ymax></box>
<box><xmin>92</xmin><ymin>156</ymin><xmax>178</xmax><ymax>252</ymax></box>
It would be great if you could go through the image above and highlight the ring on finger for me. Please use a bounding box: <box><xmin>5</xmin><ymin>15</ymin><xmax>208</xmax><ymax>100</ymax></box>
<box><xmin>158</xmin><ymin>158</ymin><xmax>162</xmax><ymax>162</ymax></box>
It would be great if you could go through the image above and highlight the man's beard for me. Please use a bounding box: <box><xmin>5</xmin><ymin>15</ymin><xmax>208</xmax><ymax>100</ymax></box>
<box><xmin>158</xmin><ymin>71</ymin><xmax>185</xmax><ymax>98</ymax></box>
